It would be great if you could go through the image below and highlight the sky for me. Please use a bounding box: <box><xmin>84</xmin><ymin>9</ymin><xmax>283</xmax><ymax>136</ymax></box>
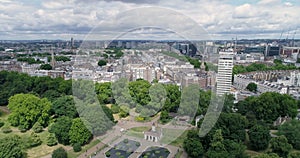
<box><xmin>0</xmin><ymin>0</ymin><xmax>299</xmax><ymax>40</ymax></box>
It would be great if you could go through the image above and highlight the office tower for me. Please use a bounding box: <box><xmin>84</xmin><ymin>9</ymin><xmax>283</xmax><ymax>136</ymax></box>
<box><xmin>71</xmin><ymin>37</ymin><xmax>74</xmax><ymax>48</ymax></box>
<box><xmin>216</xmin><ymin>49</ymin><xmax>234</xmax><ymax>96</ymax></box>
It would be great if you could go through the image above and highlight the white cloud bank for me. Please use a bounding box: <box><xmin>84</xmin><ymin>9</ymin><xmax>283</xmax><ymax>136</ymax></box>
<box><xmin>0</xmin><ymin>0</ymin><xmax>299</xmax><ymax>40</ymax></box>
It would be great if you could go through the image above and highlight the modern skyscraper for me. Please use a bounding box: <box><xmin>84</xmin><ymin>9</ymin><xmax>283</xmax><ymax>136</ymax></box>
<box><xmin>216</xmin><ymin>49</ymin><xmax>234</xmax><ymax>96</ymax></box>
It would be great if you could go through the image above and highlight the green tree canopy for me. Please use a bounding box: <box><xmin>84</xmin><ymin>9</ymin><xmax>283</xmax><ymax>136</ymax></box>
<box><xmin>128</xmin><ymin>79</ymin><xmax>151</xmax><ymax>106</ymax></box>
<box><xmin>183</xmin><ymin>130</ymin><xmax>205</xmax><ymax>158</ymax></box>
<box><xmin>49</xmin><ymin>116</ymin><xmax>72</xmax><ymax>145</ymax></box>
<box><xmin>206</xmin><ymin>129</ymin><xmax>229</xmax><ymax>158</ymax></box>
<box><xmin>270</xmin><ymin>135</ymin><xmax>293</xmax><ymax>158</ymax></box>
<box><xmin>278</xmin><ymin>120</ymin><xmax>300</xmax><ymax>150</ymax></box>
<box><xmin>236</xmin><ymin>92</ymin><xmax>298</xmax><ymax>124</ymax></box>
<box><xmin>52</xmin><ymin>147</ymin><xmax>67</xmax><ymax>158</ymax></box>
<box><xmin>51</xmin><ymin>95</ymin><xmax>78</xmax><ymax>118</ymax></box>
<box><xmin>69</xmin><ymin>118</ymin><xmax>92</xmax><ymax>146</ymax></box>
<box><xmin>7</xmin><ymin>93</ymin><xmax>51</xmax><ymax>129</ymax></box>
<box><xmin>95</xmin><ymin>82</ymin><xmax>112</xmax><ymax>104</ymax></box>
<box><xmin>47</xmin><ymin>133</ymin><xmax>58</xmax><ymax>146</ymax></box>
<box><xmin>248</xmin><ymin>125</ymin><xmax>271</xmax><ymax>151</ymax></box>
<box><xmin>97</xmin><ymin>59</ymin><xmax>107</xmax><ymax>66</ymax></box>
<box><xmin>40</xmin><ymin>64</ymin><xmax>52</xmax><ymax>70</ymax></box>
<box><xmin>214</xmin><ymin>113</ymin><xmax>248</xmax><ymax>142</ymax></box>
<box><xmin>246</xmin><ymin>82</ymin><xmax>258</xmax><ymax>92</ymax></box>
<box><xmin>0</xmin><ymin>135</ymin><xmax>24</xmax><ymax>158</ymax></box>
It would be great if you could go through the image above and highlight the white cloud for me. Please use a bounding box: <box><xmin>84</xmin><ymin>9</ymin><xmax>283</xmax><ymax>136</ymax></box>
<box><xmin>0</xmin><ymin>0</ymin><xmax>299</xmax><ymax>40</ymax></box>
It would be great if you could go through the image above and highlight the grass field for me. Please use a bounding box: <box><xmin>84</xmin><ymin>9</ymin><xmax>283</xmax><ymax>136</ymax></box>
<box><xmin>169</xmin><ymin>130</ymin><xmax>189</xmax><ymax>147</ymax></box>
<box><xmin>67</xmin><ymin>139</ymin><xmax>101</xmax><ymax>158</ymax></box>
<box><xmin>125</xmin><ymin>126</ymin><xmax>151</xmax><ymax>139</ymax></box>
<box><xmin>161</xmin><ymin>128</ymin><xmax>185</xmax><ymax>145</ymax></box>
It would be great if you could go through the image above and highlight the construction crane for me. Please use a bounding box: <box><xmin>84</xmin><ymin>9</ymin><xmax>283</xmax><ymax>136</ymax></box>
<box><xmin>286</xmin><ymin>28</ymin><xmax>291</xmax><ymax>41</ymax></box>
<box><xmin>279</xmin><ymin>30</ymin><xmax>284</xmax><ymax>41</ymax></box>
<box><xmin>292</xmin><ymin>30</ymin><xmax>297</xmax><ymax>47</ymax></box>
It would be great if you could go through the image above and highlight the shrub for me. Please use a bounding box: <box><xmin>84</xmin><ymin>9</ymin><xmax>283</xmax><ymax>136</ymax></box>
<box><xmin>52</xmin><ymin>147</ymin><xmax>67</xmax><ymax>158</ymax></box>
<box><xmin>0</xmin><ymin>120</ymin><xmax>4</xmax><ymax>128</ymax></box>
<box><xmin>123</xmin><ymin>139</ymin><xmax>128</xmax><ymax>144</ymax></box>
<box><xmin>135</xmin><ymin>116</ymin><xmax>144</xmax><ymax>122</ymax></box>
<box><xmin>18</xmin><ymin>125</ymin><xmax>27</xmax><ymax>133</ymax></box>
<box><xmin>105</xmin><ymin>151</ymin><xmax>111</xmax><ymax>157</ymax></box>
<box><xmin>136</xmin><ymin>142</ymin><xmax>140</xmax><ymax>146</ymax></box>
<box><xmin>47</xmin><ymin>133</ymin><xmax>58</xmax><ymax>146</ymax></box>
<box><xmin>24</xmin><ymin>132</ymin><xmax>42</xmax><ymax>148</ymax></box>
<box><xmin>116</xmin><ymin>152</ymin><xmax>121</xmax><ymax>156</ymax></box>
<box><xmin>119</xmin><ymin>110</ymin><xmax>129</xmax><ymax>118</ymax></box>
<box><xmin>2</xmin><ymin>126</ymin><xmax>12</xmax><ymax>133</ymax></box>
<box><xmin>32</xmin><ymin>122</ymin><xmax>43</xmax><ymax>133</ymax></box>
<box><xmin>73</xmin><ymin>143</ymin><xmax>82</xmax><ymax>152</ymax></box>
<box><xmin>111</xmin><ymin>104</ymin><xmax>120</xmax><ymax>114</ymax></box>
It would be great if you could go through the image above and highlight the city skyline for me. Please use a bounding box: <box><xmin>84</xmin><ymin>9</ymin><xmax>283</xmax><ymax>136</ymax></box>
<box><xmin>0</xmin><ymin>0</ymin><xmax>299</xmax><ymax>40</ymax></box>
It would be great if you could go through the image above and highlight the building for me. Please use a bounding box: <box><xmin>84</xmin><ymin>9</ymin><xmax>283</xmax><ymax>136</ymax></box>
<box><xmin>143</xmin><ymin>123</ymin><xmax>162</xmax><ymax>143</ymax></box>
<box><xmin>216</xmin><ymin>50</ymin><xmax>234</xmax><ymax>96</ymax></box>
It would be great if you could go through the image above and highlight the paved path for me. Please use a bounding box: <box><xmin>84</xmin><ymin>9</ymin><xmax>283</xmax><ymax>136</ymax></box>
<box><xmin>81</xmin><ymin>116</ymin><xmax>189</xmax><ymax>158</ymax></box>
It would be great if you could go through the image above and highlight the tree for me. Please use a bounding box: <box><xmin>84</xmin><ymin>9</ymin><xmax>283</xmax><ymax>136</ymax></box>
<box><xmin>74</xmin><ymin>103</ymin><xmax>115</xmax><ymax>136</ymax></box>
<box><xmin>40</xmin><ymin>64</ymin><xmax>52</xmax><ymax>70</ymax></box>
<box><xmin>288</xmin><ymin>152</ymin><xmax>300</xmax><ymax>158</ymax></box>
<box><xmin>51</xmin><ymin>96</ymin><xmax>78</xmax><ymax>118</ymax></box>
<box><xmin>7</xmin><ymin>93</ymin><xmax>51</xmax><ymax>129</ymax></box>
<box><xmin>223</xmin><ymin>139</ymin><xmax>247</xmax><ymax>158</ymax></box>
<box><xmin>160</xmin><ymin>110</ymin><xmax>170</xmax><ymax>123</ymax></box>
<box><xmin>183</xmin><ymin>130</ymin><xmax>205</xmax><ymax>158</ymax></box>
<box><xmin>214</xmin><ymin>113</ymin><xmax>248</xmax><ymax>142</ymax></box>
<box><xmin>47</xmin><ymin>133</ymin><xmax>58</xmax><ymax>146</ymax></box>
<box><xmin>178</xmin><ymin>85</ymin><xmax>199</xmax><ymax>118</ymax></box>
<box><xmin>52</xmin><ymin>147</ymin><xmax>67</xmax><ymax>158</ymax></box>
<box><xmin>23</xmin><ymin>132</ymin><xmax>42</xmax><ymax>148</ymax></box>
<box><xmin>101</xmin><ymin>105</ymin><xmax>115</xmax><ymax>122</ymax></box>
<box><xmin>0</xmin><ymin>135</ymin><xmax>24</xmax><ymax>158</ymax></box>
<box><xmin>270</xmin><ymin>135</ymin><xmax>293</xmax><ymax>158</ymax></box>
<box><xmin>162</xmin><ymin>84</ymin><xmax>181</xmax><ymax>113</ymax></box>
<box><xmin>236</xmin><ymin>92</ymin><xmax>298</xmax><ymax>124</ymax></box>
<box><xmin>223</xmin><ymin>94</ymin><xmax>235</xmax><ymax>113</ymax></box>
<box><xmin>0</xmin><ymin>120</ymin><xmax>4</xmax><ymax>128</ymax></box>
<box><xmin>97</xmin><ymin>60</ymin><xmax>107</xmax><ymax>66</ymax></box>
<box><xmin>95</xmin><ymin>82</ymin><xmax>112</xmax><ymax>104</ymax></box>
<box><xmin>73</xmin><ymin>143</ymin><xmax>82</xmax><ymax>152</ymax></box>
<box><xmin>32</xmin><ymin>122</ymin><xmax>43</xmax><ymax>133</ymax></box>
<box><xmin>278</xmin><ymin>120</ymin><xmax>300</xmax><ymax>150</ymax></box>
<box><xmin>206</xmin><ymin>129</ymin><xmax>229</xmax><ymax>158</ymax></box>
<box><xmin>128</xmin><ymin>79</ymin><xmax>151</xmax><ymax>106</ymax></box>
<box><xmin>248</xmin><ymin>125</ymin><xmax>271</xmax><ymax>151</ymax></box>
<box><xmin>49</xmin><ymin>116</ymin><xmax>72</xmax><ymax>145</ymax></box>
<box><xmin>246</xmin><ymin>82</ymin><xmax>257</xmax><ymax>92</ymax></box>
<box><xmin>69</xmin><ymin>118</ymin><xmax>92</xmax><ymax>146</ymax></box>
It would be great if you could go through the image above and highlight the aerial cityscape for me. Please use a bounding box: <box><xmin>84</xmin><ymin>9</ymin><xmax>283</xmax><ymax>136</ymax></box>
<box><xmin>0</xmin><ymin>0</ymin><xmax>300</xmax><ymax>158</ymax></box>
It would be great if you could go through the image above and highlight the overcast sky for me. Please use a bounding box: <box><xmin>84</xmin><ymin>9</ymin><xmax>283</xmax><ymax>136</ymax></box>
<box><xmin>0</xmin><ymin>0</ymin><xmax>299</xmax><ymax>40</ymax></box>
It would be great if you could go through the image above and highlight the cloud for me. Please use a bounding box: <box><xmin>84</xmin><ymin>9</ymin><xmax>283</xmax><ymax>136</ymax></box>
<box><xmin>0</xmin><ymin>0</ymin><xmax>299</xmax><ymax>40</ymax></box>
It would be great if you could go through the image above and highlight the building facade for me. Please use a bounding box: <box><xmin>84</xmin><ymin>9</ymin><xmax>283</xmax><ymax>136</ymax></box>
<box><xmin>216</xmin><ymin>50</ymin><xmax>234</xmax><ymax>96</ymax></box>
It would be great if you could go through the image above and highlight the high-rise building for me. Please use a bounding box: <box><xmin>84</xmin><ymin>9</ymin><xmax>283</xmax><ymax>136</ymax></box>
<box><xmin>216</xmin><ymin>50</ymin><xmax>234</xmax><ymax>96</ymax></box>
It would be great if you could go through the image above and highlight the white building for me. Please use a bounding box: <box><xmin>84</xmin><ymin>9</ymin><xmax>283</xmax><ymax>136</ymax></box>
<box><xmin>144</xmin><ymin>123</ymin><xmax>162</xmax><ymax>142</ymax></box>
<box><xmin>290</xmin><ymin>71</ymin><xmax>300</xmax><ymax>86</ymax></box>
<box><xmin>216</xmin><ymin>50</ymin><xmax>234</xmax><ymax>96</ymax></box>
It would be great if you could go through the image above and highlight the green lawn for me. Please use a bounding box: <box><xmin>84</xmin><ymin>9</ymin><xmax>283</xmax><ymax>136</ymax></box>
<box><xmin>67</xmin><ymin>139</ymin><xmax>101</xmax><ymax>158</ymax></box>
<box><xmin>125</xmin><ymin>126</ymin><xmax>150</xmax><ymax>138</ymax></box>
<box><xmin>169</xmin><ymin>130</ymin><xmax>189</xmax><ymax>147</ymax></box>
<box><xmin>161</xmin><ymin>128</ymin><xmax>185</xmax><ymax>145</ymax></box>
